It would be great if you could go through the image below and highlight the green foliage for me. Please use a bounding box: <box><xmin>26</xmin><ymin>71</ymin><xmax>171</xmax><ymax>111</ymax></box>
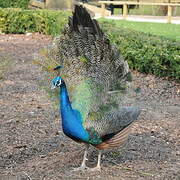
<box><xmin>1</xmin><ymin>8</ymin><xmax>179</xmax><ymax>80</ymax></box>
<box><xmin>0</xmin><ymin>0</ymin><xmax>30</xmax><ymax>9</ymax></box>
<box><xmin>0</xmin><ymin>8</ymin><xmax>70</xmax><ymax>35</ymax></box>
<box><xmin>104</xmin><ymin>20</ymin><xmax>180</xmax><ymax>41</ymax></box>
<box><xmin>100</xmin><ymin>20</ymin><xmax>180</xmax><ymax>80</ymax></box>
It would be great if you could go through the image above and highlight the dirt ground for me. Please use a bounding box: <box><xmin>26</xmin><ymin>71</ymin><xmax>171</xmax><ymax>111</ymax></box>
<box><xmin>0</xmin><ymin>34</ymin><xmax>179</xmax><ymax>180</ymax></box>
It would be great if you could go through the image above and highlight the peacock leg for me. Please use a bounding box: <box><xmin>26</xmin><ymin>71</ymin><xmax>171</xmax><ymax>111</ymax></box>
<box><xmin>80</xmin><ymin>144</ymin><xmax>89</xmax><ymax>168</ymax></box>
<box><xmin>96</xmin><ymin>150</ymin><xmax>102</xmax><ymax>170</ymax></box>
<box><xmin>72</xmin><ymin>144</ymin><xmax>89</xmax><ymax>171</ymax></box>
<box><xmin>89</xmin><ymin>150</ymin><xmax>101</xmax><ymax>171</ymax></box>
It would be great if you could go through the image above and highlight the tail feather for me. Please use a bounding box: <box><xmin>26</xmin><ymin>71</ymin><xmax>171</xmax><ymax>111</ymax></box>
<box><xmin>54</xmin><ymin>5</ymin><xmax>131</xmax><ymax>89</ymax></box>
<box><xmin>47</xmin><ymin>5</ymin><xmax>137</xmax><ymax>132</ymax></box>
<box><xmin>72</xmin><ymin>5</ymin><xmax>103</xmax><ymax>37</ymax></box>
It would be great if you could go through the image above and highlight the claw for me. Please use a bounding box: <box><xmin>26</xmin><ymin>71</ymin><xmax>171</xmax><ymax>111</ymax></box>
<box><xmin>71</xmin><ymin>165</ymin><xmax>89</xmax><ymax>171</ymax></box>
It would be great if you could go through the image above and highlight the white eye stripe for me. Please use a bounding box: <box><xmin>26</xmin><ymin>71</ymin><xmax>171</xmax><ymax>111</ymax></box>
<box><xmin>56</xmin><ymin>79</ymin><xmax>61</xmax><ymax>86</ymax></box>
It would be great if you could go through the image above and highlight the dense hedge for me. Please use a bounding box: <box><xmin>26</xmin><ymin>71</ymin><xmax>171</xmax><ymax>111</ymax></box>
<box><xmin>0</xmin><ymin>8</ymin><xmax>70</xmax><ymax>35</ymax></box>
<box><xmin>100</xmin><ymin>20</ymin><xmax>180</xmax><ymax>80</ymax></box>
<box><xmin>0</xmin><ymin>8</ymin><xmax>179</xmax><ymax>80</ymax></box>
<box><xmin>0</xmin><ymin>0</ymin><xmax>30</xmax><ymax>9</ymax></box>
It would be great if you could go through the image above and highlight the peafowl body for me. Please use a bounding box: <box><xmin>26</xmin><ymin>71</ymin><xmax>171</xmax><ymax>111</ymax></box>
<box><xmin>51</xmin><ymin>5</ymin><xmax>141</xmax><ymax>170</ymax></box>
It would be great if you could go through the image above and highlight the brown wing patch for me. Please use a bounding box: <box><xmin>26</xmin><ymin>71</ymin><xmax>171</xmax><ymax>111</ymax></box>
<box><xmin>94</xmin><ymin>123</ymin><xmax>133</xmax><ymax>150</ymax></box>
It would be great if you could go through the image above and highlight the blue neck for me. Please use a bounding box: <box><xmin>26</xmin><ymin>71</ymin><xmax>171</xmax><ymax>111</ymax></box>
<box><xmin>60</xmin><ymin>83</ymin><xmax>71</xmax><ymax>108</ymax></box>
<box><xmin>59</xmin><ymin>81</ymin><xmax>89</xmax><ymax>142</ymax></box>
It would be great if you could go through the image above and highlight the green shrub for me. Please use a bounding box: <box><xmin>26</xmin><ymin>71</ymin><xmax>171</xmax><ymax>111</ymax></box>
<box><xmin>0</xmin><ymin>0</ymin><xmax>30</xmax><ymax>9</ymax></box>
<box><xmin>0</xmin><ymin>8</ymin><xmax>179</xmax><ymax>80</ymax></box>
<box><xmin>0</xmin><ymin>8</ymin><xmax>70</xmax><ymax>35</ymax></box>
<box><xmin>100</xmin><ymin>20</ymin><xmax>180</xmax><ymax>80</ymax></box>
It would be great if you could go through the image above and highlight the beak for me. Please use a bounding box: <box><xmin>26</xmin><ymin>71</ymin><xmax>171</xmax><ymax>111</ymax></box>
<box><xmin>51</xmin><ymin>84</ymin><xmax>56</xmax><ymax>90</ymax></box>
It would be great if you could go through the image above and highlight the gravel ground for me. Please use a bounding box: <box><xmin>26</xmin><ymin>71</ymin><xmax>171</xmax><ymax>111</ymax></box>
<box><xmin>0</xmin><ymin>34</ymin><xmax>179</xmax><ymax>180</ymax></box>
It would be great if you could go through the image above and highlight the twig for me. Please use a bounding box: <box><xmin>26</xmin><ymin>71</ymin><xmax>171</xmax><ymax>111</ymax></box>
<box><xmin>118</xmin><ymin>166</ymin><xmax>154</xmax><ymax>177</ymax></box>
<box><xmin>22</xmin><ymin>171</ymin><xmax>32</xmax><ymax>180</ymax></box>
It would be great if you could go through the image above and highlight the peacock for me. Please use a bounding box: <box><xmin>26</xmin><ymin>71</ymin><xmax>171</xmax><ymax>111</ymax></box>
<box><xmin>50</xmin><ymin>5</ymin><xmax>141</xmax><ymax>171</ymax></box>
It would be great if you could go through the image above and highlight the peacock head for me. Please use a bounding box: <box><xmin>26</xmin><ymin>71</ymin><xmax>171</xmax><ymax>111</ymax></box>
<box><xmin>51</xmin><ymin>76</ymin><xmax>63</xmax><ymax>89</ymax></box>
<box><xmin>51</xmin><ymin>66</ymin><xmax>64</xmax><ymax>89</ymax></box>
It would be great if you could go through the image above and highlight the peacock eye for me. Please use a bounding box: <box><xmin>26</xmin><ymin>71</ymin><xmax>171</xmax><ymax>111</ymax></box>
<box><xmin>56</xmin><ymin>79</ymin><xmax>61</xmax><ymax>86</ymax></box>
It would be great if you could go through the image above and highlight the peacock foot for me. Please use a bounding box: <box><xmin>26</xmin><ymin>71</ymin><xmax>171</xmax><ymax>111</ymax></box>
<box><xmin>89</xmin><ymin>166</ymin><xmax>101</xmax><ymax>172</ymax></box>
<box><xmin>71</xmin><ymin>165</ymin><xmax>89</xmax><ymax>171</ymax></box>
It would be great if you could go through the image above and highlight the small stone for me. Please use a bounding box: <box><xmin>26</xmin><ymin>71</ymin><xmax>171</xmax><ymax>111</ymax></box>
<box><xmin>26</xmin><ymin>33</ymin><xmax>32</xmax><ymax>36</ymax></box>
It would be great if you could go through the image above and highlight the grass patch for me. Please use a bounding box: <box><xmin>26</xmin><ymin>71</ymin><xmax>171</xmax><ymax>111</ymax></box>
<box><xmin>99</xmin><ymin>19</ymin><xmax>180</xmax><ymax>41</ymax></box>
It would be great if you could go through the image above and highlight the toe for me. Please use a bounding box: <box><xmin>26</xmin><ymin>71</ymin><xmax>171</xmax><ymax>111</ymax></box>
<box><xmin>71</xmin><ymin>165</ymin><xmax>89</xmax><ymax>171</ymax></box>
<box><xmin>89</xmin><ymin>166</ymin><xmax>101</xmax><ymax>171</ymax></box>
